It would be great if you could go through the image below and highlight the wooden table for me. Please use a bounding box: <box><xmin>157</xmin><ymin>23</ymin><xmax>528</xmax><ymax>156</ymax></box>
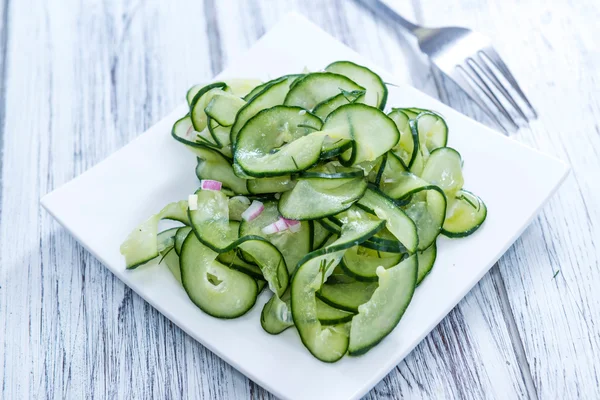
<box><xmin>1</xmin><ymin>0</ymin><xmax>598</xmax><ymax>398</ymax></box>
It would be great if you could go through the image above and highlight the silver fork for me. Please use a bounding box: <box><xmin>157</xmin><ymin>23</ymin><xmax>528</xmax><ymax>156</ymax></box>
<box><xmin>358</xmin><ymin>0</ymin><xmax>537</xmax><ymax>132</ymax></box>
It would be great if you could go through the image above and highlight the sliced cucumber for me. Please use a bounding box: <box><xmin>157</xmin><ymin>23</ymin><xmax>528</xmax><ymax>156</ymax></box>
<box><xmin>238</xmin><ymin>239</ymin><xmax>289</xmax><ymax>296</ymax></box>
<box><xmin>172</xmin><ymin>115</ymin><xmax>220</xmax><ymax>149</ymax></box>
<box><xmin>317</xmin><ymin>218</ymin><xmax>341</xmax><ymax>235</ymax></box>
<box><xmin>415</xmin><ymin>112</ymin><xmax>448</xmax><ymax>153</ymax></box>
<box><xmin>188</xmin><ymin>190</ymin><xmax>240</xmax><ymax>252</ymax></box>
<box><xmin>316</xmin><ymin>297</ymin><xmax>355</xmax><ymax>325</ymax></box>
<box><xmin>239</xmin><ymin>201</ymin><xmax>311</xmax><ymax>274</ymax></box>
<box><xmin>388</xmin><ymin>109</ymin><xmax>416</xmax><ymax>168</ymax></box>
<box><xmin>290</xmin><ymin>213</ymin><xmax>384</xmax><ymax>362</ymax></box>
<box><xmin>217</xmin><ymin>250</ymin><xmax>264</xmax><ymax>280</ymax></box>
<box><xmin>228</xmin><ymin>196</ymin><xmax>250</xmax><ymax>221</ymax></box>
<box><xmin>312</xmin><ymin>90</ymin><xmax>365</xmax><ymax>120</ymax></box>
<box><xmin>174</xmin><ymin>226</ymin><xmax>192</xmax><ymax>255</ymax></box>
<box><xmin>224</xmin><ymin>78</ymin><xmax>263</xmax><ymax>98</ymax></box>
<box><xmin>340</xmin><ymin>245</ymin><xmax>402</xmax><ymax>282</ymax></box>
<box><xmin>357</xmin><ymin>187</ymin><xmax>418</xmax><ymax>253</ymax></box>
<box><xmin>247</xmin><ymin>176</ymin><xmax>295</xmax><ymax>194</ymax></box>
<box><xmin>325</xmin><ymin>61</ymin><xmax>387</xmax><ymax>109</ymax></box>
<box><xmin>402</xmin><ymin>187</ymin><xmax>446</xmax><ymax>250</ymax></box>
<box><xmin>278</xmin><ymin>176</ymin><xmax>368</xmax><ymax>220</ymax></box>
<box><xmin>442</xmin><ymin>189</ymin><xmax>487</xmax><ymax>237</ymax></box>
<box><xmin>348</xmin><ymin>255</ymin><xmax>417</xmax><ymax>355</ymax></box>
<box><xmin>180</xmin><ymin>233</ymin><xmax>258</xmax><ymax>318</ymax></box>
<box><xmin>284</xmin><ymin>72</ymin><xmax>364</xmax><ymax>110</ymax></box>
<box><xmin>322</xmin><ymin>104</ymin><xmax>400</xmax><ymax>165</ymax></box>
<box><xmin>157</xmin><ymin>227</ymin><xmax>179</xmax><ymax>253</ymax></box>
<box><xmin>160</xmin><ymin>246</ymin><xmax>182</xmax><ymax>284</ymax></box>
<box><xmin>190</xmin><ymin>145</ymin><xmax>249</xmax><ymax>195</ymax></box>
<box><xmin>191</xmin><ymin>87</ymin><xmax>229</xmax><ymax>131</ymax></box>
<box><xmin>204</xmin><ymin>91</ymin><xmax>246</xmax><ymax>127</ymax></box>
<box><xmin>235</xmin><ymin>106</ymin><xmax>324</xmax><ymax>177</ymax></box>
<box><xmin>120</xmin><ymin>200</ymin><xmax>189</xmax><ymax>269</ymax></box>
<box><xmin>312</xmin><ymin>220</ymin><xmax>332</xmax><ymax>250</ymax></box>
<box><xmin>188</xmin><ymin>82</ymin><xmax>227</xmax><ymax>110</ymax></box>
<box><xmin>207</xmin><ymin>117</ymin><xmax>232</xmax><ymax>148</ymax></box>
<box><xmin>231</xmin><ymin>75</ymin><xmax>299</xmax><ymax>147</ymax></box>
<box><xmin>261</xmin><ymin>291</ymin><xmax>294</xmax><ymax>334</ymax></box>
<box><xmin>244</xmin><ymin>75</ymin><xmax>302</xmax><ymax>102</ymax></box>
<box><xmin>317</xmin><ymin>280</ymin><xmax>378</xmax><ymax>313</ymax></box>
<box><xmin>417</xmin><ymin>242</ymin><xmax>437</xmax><ymax>284</ymax></box>
<box><xmin>421</xmin><ymin>147</ymin><xmax>464</xmax><ymax>196</ymax></box>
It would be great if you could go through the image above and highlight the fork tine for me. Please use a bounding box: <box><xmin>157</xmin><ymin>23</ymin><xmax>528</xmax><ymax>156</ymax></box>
<box><xmin>464</xmin><ymin>58</ymin><xmax>519</xmax><ymax>131</ymax></box>
<box><xmin>446</xmin><ymin>66</ymin><xmax>511</xmax><ymax>133</ymax></box>
<box><xmin>481</xmin><ymin>47</ymin><xmax>538</xmax><ymax>118</ymax></box>
<box><xmin>476</xmin><ymin>51</ymin><xmax>529</xmax><ymax>122</ymax></box>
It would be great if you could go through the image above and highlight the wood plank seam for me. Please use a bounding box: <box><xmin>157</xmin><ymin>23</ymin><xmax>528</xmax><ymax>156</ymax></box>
<box><xmin>203</xmin><ymin>0</ymin><xmax>224</xmax><ymax>75</ymax></box>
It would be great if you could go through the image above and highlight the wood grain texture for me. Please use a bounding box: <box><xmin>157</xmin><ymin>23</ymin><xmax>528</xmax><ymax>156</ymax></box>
<box><xmin>0</xmin><ymin>0</ymin><xmax>597</xmax><ymax>399</ymax></box>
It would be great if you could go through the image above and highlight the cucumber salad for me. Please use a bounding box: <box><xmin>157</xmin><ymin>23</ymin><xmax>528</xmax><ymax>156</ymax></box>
<box><xmin>120</xmin><ymin>61</ymin><xmax>487</xmax><ymax>362</ymax></box>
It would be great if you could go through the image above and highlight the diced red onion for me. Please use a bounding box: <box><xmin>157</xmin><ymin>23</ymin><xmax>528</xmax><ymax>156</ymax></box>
<box><xmin>282</xmin><ymin>218</ymin><xmax>301</xmax><ymax>233</ymax></box>
<box><xmin>241</xmin><ymin>200</ymin><xmax>264</xmax><ymax>222</ymax></box>
<box><xmin>275</xmin><ymin>218</ymin><xmax>288</xmax><ymax>232</ymax></box>
<box><xmin>200</xmin><ymin>179</ymin><xmax>222</xmax><ymax>191</ymax></box>
<box><xmin>261</xmin><ymin>222</ymin><xmax>280</xmax><ymax>235</ymax></box>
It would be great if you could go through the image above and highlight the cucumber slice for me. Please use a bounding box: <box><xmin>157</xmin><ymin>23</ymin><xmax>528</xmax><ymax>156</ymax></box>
<box><xmin>402</xmin><ymin>187</ymin><xmax>446</xmax><ymax>250</ymax></box>
<box><xmin>235</xmin><ymin>106</ymin><xmax>324</xmax><ymax>177</ymax></box>
<box><xmin>180</xmin><ymin>233</ymin><xmax>258</xmax><ymax>318</ymax></box>
<box><xmin>228</xmin><ymin>196</ymin><xmax>250</xmax><ymax>221</ymax></box>
<box><xmin>278</xmin><ymin>176</ymin><xmax>368</xmax><ymax>220</ymax></box>
<box><xmin>231</xmin><ymin>75</ymin><xmax>299</xmax><ymax>147</ymax></box>
<box><xmin>421</xmin><ymin>147</ymin><xmax>464</xmax><ymax>196</ymax></box>
<box><xmin>174</xmin><ymin>226</ymin><xmax>192</xmax><ymax>255</ymax></box>
<box><xmin>204</xmin><ymin>92</ymin><xmax>246</xmax><ymax>127</ymax></box>
<box><xmin>442</xmin><ymin>189</ymin><xmax>487</xmax><ymax>237</ymax></box>
<box><xmin>312</xmin><ymin>220</ymin><xmax>333</xmax><ymax>250</ymax></box>
<box><xmin>388</xmin><ymin>109</ymin><xmax>417</xmax><ymax>168</ymax></box>
<box><xmin>325</xmin><ymin>61</ymin><xmax>387</xmax><ymax>109</ymax></box>
<box><xmin>417</xmin><ymin>242</ymin><xmax>437</xmax><ymax>284</ymax></box>
<box><xmin>348</xmin><ymin>255</ymin><xmax>417</xmax><ymax>355</ymax></box>
<box><xmin>317</xmin><ymin>280</ymin><xmax>377</xmax><ymax>313</ymax></box>
<box><xmin>239</xmin><ymin>201</ymin><xmax>311</xmax><ymax>274</ymax></box>
<box><xmin>157</xmin><ymin>227</ymin><xmax>179</xmax><ymax>253</ymax></box>
<box><xmin>357</xmin><ymin>187</ymin><xmax>418</xmax><ymax>253</ymax></box>
<box><xmin>261</xmin><ymin>291</ymin><xmax>294</xmax><ymax>334</ymax></box>
<box><xmin>188</xmin><ymin>82</ymin><xmax>227</xmax><ymax>110</ymax></box>
<box><xmin>316</xmin><ymin>297</ymin><xmax>355</xmax><ymax>325</ymax></box>
<box><xmin>312</xmin><ymin>90</ymin><xmax>366</xmax><ymax>120</ymax></box>
<box><xmin>322</xmin><ymin>104</ymin><xmax>400</xmax><ymax>165</ymax></box>
<box><xmin>172</xmin><ymin>115</ymin><xmax>220</xmax><ymax>149</ymax></box>
<box><xmin>415</xmin><ymin>112</ymin><xmax>448</xmax><ymax>153</ymax></box>
<box><xmin>191</xmin><ymin>86</ymin><xmax>229</xmax><ymax>131</ymax></box>
<box><xmin>160</xmin><ymin>246</ymin><xmax>182</xmax><ymax>284</ymax></box>
<box><xmin>224</xmin><ymin>78</ymin><xmax>263</xmax><ymax>98</ymax></box>
<box><xmin>120</xmin><ymin>200</ymin><xmax>189</xmax><ymax>269</ymax></box>
<box><xmin>238</xmin><ymin>239</ymin><xmax>289</xmax><ymax>296</ymax></box>
<box><xmin>190</xmin><ymin>145</ymin><xmax>249</xmax><ymax>195</ymax></box>
<box><xmin>340</xmin><ymin>245</ymin><xmax>402</xmax><ymax>282</ymax></box>
<box><xmin>291</xmin><ymin>213</ymin><xmax>384</xmax><ymax>362</ymax></box>
<box><xmin>217</xmin><ymin>250</ymin><xmax>264</xmax><ymax>280</ymax></box>
<box><xmin>317</xmin><ymin>218</ymin><xmax>341</xmax><ymax>234</ymax></box>
<box><xmin>244</xmin><ymin>74</ymin><xmax>302</xmax><ymax>101</ymax></box>
<box><xmin>207</xmin><ymin>117</ymin><xmax>232</xmax><ymax>148</ymax></box>
<box><xmin>247</xmin><ymin>176</ymin><xmax>295</xmax><ymax>194</ymax></box>
<box><xmin>284</xmin><ymin>72</ymin><xmax>364</xmax><ymax>110</ymax></box>
<box><xmin>188</xmin><ymin>190</ymin><xmax>243</xmax><ymax>252</ymax></box>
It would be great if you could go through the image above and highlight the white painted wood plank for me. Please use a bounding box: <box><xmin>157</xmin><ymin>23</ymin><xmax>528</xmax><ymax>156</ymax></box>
<box><xmin>415</xmin><ymin>0</ymin><xmax>600</xmax><ymax>397</ymax></box>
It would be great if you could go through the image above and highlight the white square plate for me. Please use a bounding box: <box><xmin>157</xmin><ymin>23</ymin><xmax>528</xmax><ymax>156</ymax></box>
<box><xmin>41</xmin><ymin>13</ymin><xmax>569</xmax><ymax>400</ymax></box>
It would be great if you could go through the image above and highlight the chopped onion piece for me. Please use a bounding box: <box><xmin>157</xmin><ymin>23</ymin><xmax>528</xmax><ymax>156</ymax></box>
<box><xmin>241</xmin><ymin>200</ymin><xmax>264</xmax><ymax>222</ymax></box>
<box><xmin>200</xmin><ymin>179</ymin><xmax>222</xmax><ymax>191</ymax></box>
<box><xmin>188</xmin><ymin>194</ymin><xmax>198</xmax><ymax>211</ymax></box>
<box><xmin>261</xmin><ymin>222</ymin><xmax>280</xmax><ymax>235</ymax></box>
<box><xmin>283</xmin><ymin>218</ymin><xmax>302</xmax><ymax>233</ymax></box>
<box><xmin>275</xmin><ymin>218</ymin><xmax>288</xmax><ymax>232</ymax></box>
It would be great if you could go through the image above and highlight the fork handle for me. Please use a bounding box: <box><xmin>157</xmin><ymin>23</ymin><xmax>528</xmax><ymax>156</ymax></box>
<box><xmin>358</xmin><ymin>0</ymin><xmax>427</xmax><ymax>37</ymax></box>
